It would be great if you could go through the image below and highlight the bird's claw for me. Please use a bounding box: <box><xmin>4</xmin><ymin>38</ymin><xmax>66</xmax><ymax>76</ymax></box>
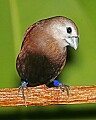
<box><xmin>18</xmin><ymin>81</ymin><xmax>30</xmax><ymax>106</ymax></box>
<box><xmin>54</xmin><ymin>80</ymin><xmax>71</xmax><ymax>99</ymax></box>
<box><xmin>59</xmin><ymin>83</ymin><xmax>71</xmax><ymax>99</ymax></box>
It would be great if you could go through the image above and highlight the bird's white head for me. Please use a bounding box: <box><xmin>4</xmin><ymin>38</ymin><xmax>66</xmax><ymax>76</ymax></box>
<box><xmin>47</xmin><ymin>16</ymin><xmax>79</xmax><ymax>50</ymax></box>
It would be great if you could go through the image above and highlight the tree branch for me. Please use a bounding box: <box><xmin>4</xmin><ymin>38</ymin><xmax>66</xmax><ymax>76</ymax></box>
<box><xmin>0</xmin><ymin>85</ymin><xmax>96</xmax><ymax>107</ymax></box>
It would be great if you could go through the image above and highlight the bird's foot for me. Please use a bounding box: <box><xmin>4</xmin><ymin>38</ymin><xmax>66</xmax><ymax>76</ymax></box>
<box><xmin>18</xmin><ymin>80</ymin><xmax>30</xmax><ymax>106</ymax></box>
<box><xmin>53</xmin><ymin>80</ymin><xmax>71</xmax><ymax>99</ymax></box>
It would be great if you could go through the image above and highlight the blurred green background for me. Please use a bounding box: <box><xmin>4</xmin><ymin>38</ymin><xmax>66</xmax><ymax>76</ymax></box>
<box><xmin>0</xmin><ymin>0</ymin><xmax>96</xmax><ymax>119</ymax></box>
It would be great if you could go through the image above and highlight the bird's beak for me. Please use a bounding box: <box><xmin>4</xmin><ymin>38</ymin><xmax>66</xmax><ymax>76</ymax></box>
<box><xmin>65</xmin><ymin>36</ymin><xmax>79</xmax><ymax>50</ymax></box>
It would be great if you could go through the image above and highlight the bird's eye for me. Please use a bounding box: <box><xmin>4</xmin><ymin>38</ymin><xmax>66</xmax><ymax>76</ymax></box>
<box><xmin>67</xmin><ymin>27</ymin><xmax>72</xmax><ymax>34</ymax></box>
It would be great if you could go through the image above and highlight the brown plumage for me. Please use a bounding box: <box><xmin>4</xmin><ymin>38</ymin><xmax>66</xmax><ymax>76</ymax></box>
<box><xmin>16</xmin><ymin>16</ymin><xmax>79</xmax><ymax>103</ymax></box>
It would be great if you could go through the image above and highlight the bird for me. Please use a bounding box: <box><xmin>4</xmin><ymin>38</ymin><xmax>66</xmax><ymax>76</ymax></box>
<box><xmin>16</xmin><ymin>16</ymin><xmax>79</xmax><ymax>104</ymax></box>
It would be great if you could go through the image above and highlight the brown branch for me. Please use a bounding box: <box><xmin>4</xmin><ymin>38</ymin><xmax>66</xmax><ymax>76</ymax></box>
<box><xmin>0</xmin><ymin>85</ymin><xmax>96</xmax><ymax>107</ymax></box>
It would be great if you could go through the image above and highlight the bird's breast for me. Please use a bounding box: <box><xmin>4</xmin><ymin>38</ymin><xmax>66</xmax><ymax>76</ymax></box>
<box><xmin>16</xmin><ymin>47</ymin><xmax>67</xmax><ymax>86</ymax></box>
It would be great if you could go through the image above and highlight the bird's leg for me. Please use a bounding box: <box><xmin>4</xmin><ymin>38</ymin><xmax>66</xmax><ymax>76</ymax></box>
<box><xmin>53</xmin><ymin>80</ymin><xmax>71</xmax><ymax>99</ymax></box>
<box><xmin>18</xmin><ymin>80</ymin><xmax>30</xmax><ymax>106</ymax></box>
